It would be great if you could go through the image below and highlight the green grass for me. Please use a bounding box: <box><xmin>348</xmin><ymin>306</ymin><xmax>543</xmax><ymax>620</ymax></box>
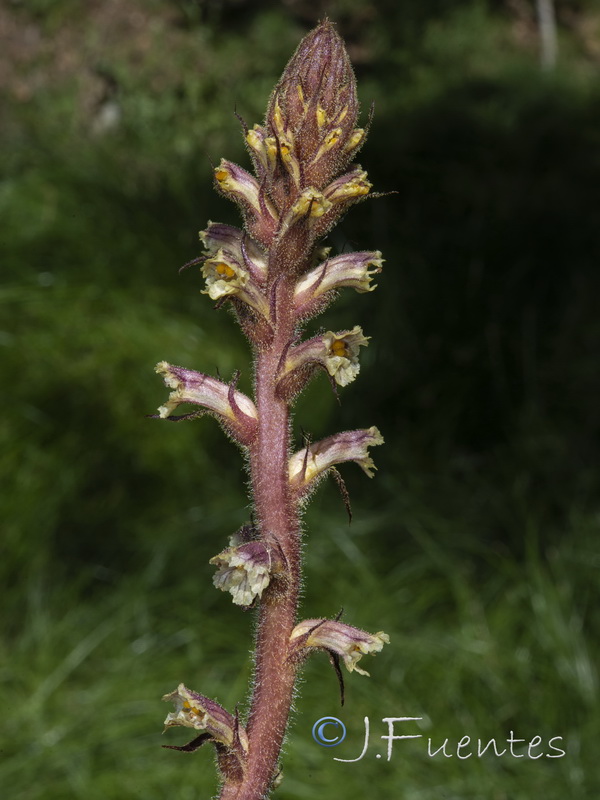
<box><xmin>1</xmin><ymin>500</ymin><xmax>597</xmax><ymax>799</ymax></box>
<box><xmin>2</xmin><ymin>401</ymin><xmax>598</xmax><ymax>799</ymax></box>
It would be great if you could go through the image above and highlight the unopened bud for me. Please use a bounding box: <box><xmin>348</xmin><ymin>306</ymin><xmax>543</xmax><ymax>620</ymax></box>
<box><xmin>266</xmin><ymin>20</ymin><xmax>361</xmax><ymax>189</ymax></box>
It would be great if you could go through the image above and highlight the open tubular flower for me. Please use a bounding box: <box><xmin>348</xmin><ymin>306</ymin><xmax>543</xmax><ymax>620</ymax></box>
<box><xmin>163</xmin><ymin>684</ymin><xmax>247</xmax><ymax>748</ymax></box>
<box><xmin>290</xmin><ymin>620</ymin><xmax>389</xmax><ymax>676</ymax></box>
<box><xmin>210</xmin><ymin>537</ymin><xmax>284</xmax><ymax>607</ymax></box>
<box><xmin>201</xmin><ymin>249</ymin><xmax>269</xmax><ymax>317</ymax></box>
<box><xmin>200</xmin><ymin>222</ymin><xmax>268</xmax><ymax>284</ymax></box>
<box><xmin>289</xmin><ymin>426</ymin><xmax>384</xmax><ymax>493</ymax></box>
<box><xmin>214</xmin><ymin>160</ymin><xmax>271</xmax><ymax>218</ymax></box>
<box><xmin>214</xmin><ymin>159</ymin><xmax>277</xmax><ymax>245</ymax></box>
<box><xmin>155</xmin><ymin>362</ymin><xmax>257</xmax><ymax>445</ymax></box>
<box><xmin>320</xmin><ymin>327</ymin><xmax>368</xmax><ymax>385</ymax></box>
<box><xmin>202</xmin><ymin>250</ymin><xmax>249</xmax><ymax>300</ymax></box>
<box><xmin>295</xmin><ymin>250</ymin><xmax>383</xmax><ymax>302</ymax></box>
<box><xmin>279</xmin><ymin>326</ymin><xmax>369</xmax><ymax>393</ymax></box>
<box><xmin>294</xmin><ymin>250</ymin><xmax>383</xmax><ymax>319</ymax></box>
<box><xmin>162</xmin><ymin>684</ymin><xmax>249</xmax><ymax>781</ymax></box>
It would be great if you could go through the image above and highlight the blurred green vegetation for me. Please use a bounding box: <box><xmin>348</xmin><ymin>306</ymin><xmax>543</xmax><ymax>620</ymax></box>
<box><xmin>1</xmin><ymin>1</ymin><xmax>599</xmax><ymax>798</ymax></box>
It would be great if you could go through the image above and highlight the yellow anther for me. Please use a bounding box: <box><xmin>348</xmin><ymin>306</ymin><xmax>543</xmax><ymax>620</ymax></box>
<box><xmin>215</xmin><ymin>168</ymin><xmax>229</xmax><ymax>182</ymax></box>
<box><xmin>215</xmin><ymin>262</ymin><xmax>236</xmax><ymax>279</ymax></box>
<box><xmin>331</xmin><ymin>340</ymin><xmax>349</xmax><ymax>357</ymax></box>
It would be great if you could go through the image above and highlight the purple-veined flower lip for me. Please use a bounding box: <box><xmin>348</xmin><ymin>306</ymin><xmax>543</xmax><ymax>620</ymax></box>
<box><xmin>294</xmin><ymin>250</ymin><xmax>384</xmax><ymax>302</ymax></box>
<box><xmin>290</xmin><ymin>619</ymin><xmax>390</xmax><ymax>676</ymax></box>
<box><xmin>155</xmin><ymin>362</ymin><xmax>257</xmax><ymax>422</ymax></box>
<box><xmin>289</xmin><ymin>426</ymin><xmax>384</xmax><ymax>487</ymax></box>
<box><xmin>162</xmin><ymin>683</ymin><xmax>249</xmax><ymax>752</ymax></box>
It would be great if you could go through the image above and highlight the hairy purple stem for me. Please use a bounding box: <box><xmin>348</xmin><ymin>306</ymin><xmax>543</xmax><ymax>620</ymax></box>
<box><xmin>220</xmin><ymin>279</ymin><xmax>300</xmax><ymax>799</ymax></box>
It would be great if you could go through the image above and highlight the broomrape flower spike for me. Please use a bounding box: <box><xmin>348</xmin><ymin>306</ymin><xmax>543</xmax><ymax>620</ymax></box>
<box><xmin>153</xmin><ymin>19</ymin><xmax>388</xmax><ymax>799</ymax></box>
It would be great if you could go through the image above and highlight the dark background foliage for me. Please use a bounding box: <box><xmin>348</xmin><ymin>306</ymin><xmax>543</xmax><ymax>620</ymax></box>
<box><xmin>1</xmin><ymin>1</ymin><xmax>598</xmax><ymax>798</ymax></box>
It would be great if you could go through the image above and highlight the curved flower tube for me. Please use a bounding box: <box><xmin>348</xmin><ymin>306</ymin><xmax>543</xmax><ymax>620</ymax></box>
<box><xmin>155</xmin><ymin>362</ymin><xmax>258</xmax><ymax>446</ymax></box>
<box><xmin>290</xmin><ymin>619</ymin><xmax>390</xmax><ymax>676</ymax></box>
<box><xmin>289</xmin><ymin>426</ymin><xmax>384</xmax><ymax>494</ymax></box>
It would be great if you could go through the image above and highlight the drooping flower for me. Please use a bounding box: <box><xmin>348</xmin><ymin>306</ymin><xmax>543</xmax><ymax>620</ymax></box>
<box><xmin>210</xmin><ymin>536</ymin><xmax>284</xmax><ymax>607</ymax></box>
<box><xmin>290</xmin><ymin>619</ymin><xmax>389</xmax><ymax>676</ymax></box>
<box><xmin>289</xmin><ymin>427</ymin><xmax>384</xmax><ymax>493</ymax></box>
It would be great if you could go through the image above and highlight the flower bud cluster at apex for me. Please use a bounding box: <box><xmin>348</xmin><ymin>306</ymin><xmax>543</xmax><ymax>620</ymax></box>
<box><xmin>206</xmin><ymin>19</ymin><xmax>376</xmax><ymax>274</ymax></box>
